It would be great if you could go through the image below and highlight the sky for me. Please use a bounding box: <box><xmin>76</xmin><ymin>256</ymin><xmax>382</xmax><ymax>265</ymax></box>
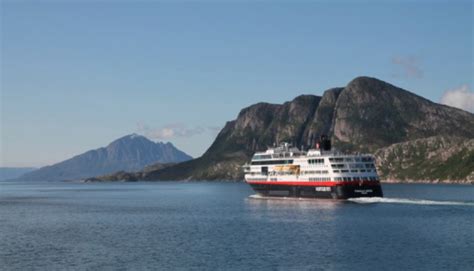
<box><xmin>1</xmin><ymin>0</ymin><xmax>473</xmax><ymax>167</ymax></box>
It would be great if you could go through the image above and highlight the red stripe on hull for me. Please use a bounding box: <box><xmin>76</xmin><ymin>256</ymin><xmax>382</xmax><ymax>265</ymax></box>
<box><xmin>246</xmin><ymin>180</ymin><xmax>381</xmax><ymax>187</ymax></box>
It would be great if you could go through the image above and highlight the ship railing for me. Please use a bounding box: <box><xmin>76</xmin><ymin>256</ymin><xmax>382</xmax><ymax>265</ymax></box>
<box><xmin>254</xmin><ymin>152</ymin><xmax>375</xmax><ymax>159</ymax></box>
<box><xmin>328</xmin><ymin>152</ymin><xmax>374</xmax><ymax>157</ymax></box>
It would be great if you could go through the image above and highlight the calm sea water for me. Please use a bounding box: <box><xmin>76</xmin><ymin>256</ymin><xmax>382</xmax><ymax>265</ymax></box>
<box><xmin>0</xmin><ymin>182</ymin><xmax>473</xmax><ymax>270</ymax></box>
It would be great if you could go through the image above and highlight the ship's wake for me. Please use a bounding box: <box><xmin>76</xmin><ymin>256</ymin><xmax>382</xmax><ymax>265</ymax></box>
<box><xmin>347</xmin><ymin>197</ymin><xmax>474</xmax><ymax>206</ymax></box>
<box><xmin>248</xmin><ymin>195</ymin><xmax>474</xmax><ymax>206</ymax></box>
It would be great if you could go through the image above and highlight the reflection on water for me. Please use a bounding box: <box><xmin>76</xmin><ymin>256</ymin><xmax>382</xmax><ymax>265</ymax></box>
<box><xmin>246</xmin><ymin>194</ymin><xmax>344</xmax><ymax>210</ymax></box>
<box><xmin>245</xmin><ymin>194</ymin><xmax>343</xmax><ymax>224</ymax></box>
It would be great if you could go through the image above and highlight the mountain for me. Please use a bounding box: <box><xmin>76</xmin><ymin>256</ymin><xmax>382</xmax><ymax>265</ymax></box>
<box><xmin>91</xmin><ymin>76</ymin><xmax>474</xmax><ymax>183</ymax></box>
<box><xmin>375</xmin><ymin>136</ymin><xmax>474</xmax><ymax>183</ymax></box>
<box><xmin>0</xmin><ymin>167</ymin><xmax>36</xmax><ymax>181</ymax></box>
<box><xmin>330</xmin><ymin>77</ymin><xmax>473</xmax><ymax>152</ymax></box>
<box><xmin>16</xmin><ymin>134</ymin><xmax>192</xmax><ymax>181</ymax></box>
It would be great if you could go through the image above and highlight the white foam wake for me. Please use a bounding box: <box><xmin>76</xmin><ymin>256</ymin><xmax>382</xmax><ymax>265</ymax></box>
<box><xmin>347</xmin><ymin>197</ymin><xmax>474</xmax><ymax>206</ymax></box>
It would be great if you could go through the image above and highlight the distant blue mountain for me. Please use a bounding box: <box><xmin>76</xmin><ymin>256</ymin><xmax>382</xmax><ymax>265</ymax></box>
<box><xmin>16</xmin><ymin>134</ymin><xmax>192</xmax><ymax>181</ymax></box>
<box><xmin>0</xmin><ymin>167</ymin><xmax>37</xmax><ymax>181</ymax></box>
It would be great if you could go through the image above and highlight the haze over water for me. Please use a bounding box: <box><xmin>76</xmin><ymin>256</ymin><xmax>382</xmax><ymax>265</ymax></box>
<box><xmin>0</xmin><ymin>182</ymin><xmax>472</xmax><ymax>270</ymax></box>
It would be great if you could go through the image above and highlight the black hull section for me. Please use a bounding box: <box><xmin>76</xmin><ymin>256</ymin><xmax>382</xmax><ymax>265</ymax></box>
<box><xmin>249</xmin><ymin>184</ymin><xmax>383</xmax><ymax>199</ymax></box>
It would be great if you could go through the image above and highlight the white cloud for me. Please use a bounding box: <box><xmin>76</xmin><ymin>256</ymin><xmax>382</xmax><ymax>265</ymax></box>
<box><xmin>137</xmin><ymin>123</ymin><xmax>221</xmax><ymax>140</ymax></box>
<box><xmin>440</xmin><ymin>84</ymin><xmax>474</xmax><ymax>113</ymax></box>
<box><xmin>392</xmin><ymin>56</ymin><xmax>423</xmax><ymax>79</ymax></box>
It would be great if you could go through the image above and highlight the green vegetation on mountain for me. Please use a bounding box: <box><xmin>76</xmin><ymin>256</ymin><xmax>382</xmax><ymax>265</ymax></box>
<box><xmin>85</xmin><ymin>163</ymin><xmax>176</xmax><ymax>182</ymax></box>
<box><xmin>375</xmin><ymin>136</ymin><xmax>474</xmax><ymax>183</ymax></box>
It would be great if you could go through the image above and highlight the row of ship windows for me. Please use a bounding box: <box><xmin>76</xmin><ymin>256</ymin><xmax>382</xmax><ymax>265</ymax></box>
<box><xmin>308</xmin><ymin>177</ymin><xmax>378</xmax><ymax>181</ymax></box>
<box><xmin>331</xmin><ymin>163</ymin><xmax>375</xmax><ymax>169</ymax></box>
<box><xmin>333</xmin><ymin>176</ymin><xmax>379</xmax><ymax>181</ymax></box>
<box><xmin>247</xmin><ymin>169</ymin><xmax>374</xmax><ymax>175</ymax></box>
<box><xmin>308</xmin><ymin>159</ymin><xmax>325</xmax><ymax>164</ymax></box>
<box><xmin>333</xmin><ymin>169</ymin><xmax>374</xmax><ymax>173</ymax></box>
<box><xmin>253</xmin><ymin>153</ymin><xmax>294</xmax><ymax>160</ymax></box>
<box><xmin>329</xmin><ymin>157</ymin><xmax>373</xmax><ymax>162</ymax></box>
<box><xmin>252</xmin><ymin>158</ymin><xmax>373</xmax><ymax>165</ymax></box>
<box><xmin>252</xmin><ymin>159</ymin><xmax>374</xmax><ymax>166</ymax></box>
<box><xmin>251</xmin><ymin>159</ymin><xmax>294</xmax><ymax>165</ymax></box>
<box><xmin>301</xmin><ymin>170</ymin><xmax>329</xmax><ymax>174</ymax></box>
<box><xmin>248</xmin><ymin>172</ymin><xmax>300</xmax><ymax>176</ymax></box>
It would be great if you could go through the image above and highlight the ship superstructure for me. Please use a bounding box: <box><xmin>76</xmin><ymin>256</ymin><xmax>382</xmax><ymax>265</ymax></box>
<box><xmin>243</xmin><ymin>137</ymin><xmax>383</xmax><ymax>199</ymax></box>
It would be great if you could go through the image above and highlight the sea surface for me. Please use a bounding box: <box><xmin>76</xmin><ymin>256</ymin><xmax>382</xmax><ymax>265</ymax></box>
<box><xmin>0</xmin><ymin>182</ymin><xmax>473</xmax><ymax>270</ymax></box>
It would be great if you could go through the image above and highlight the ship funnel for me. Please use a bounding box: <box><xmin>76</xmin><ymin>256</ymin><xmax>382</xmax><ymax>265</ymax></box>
<box><xmin>318</xmin><ymin>135</ymin><xmax>331</xmax><ymax>151</ymax></box>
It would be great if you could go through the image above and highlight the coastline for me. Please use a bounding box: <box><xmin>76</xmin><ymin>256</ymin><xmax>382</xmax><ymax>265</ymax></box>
<box><xmin>79</xmin><ymin>178</ymin><xmax>473</xmax><ymax>185</ymax></box>
<box><xmin>381</xmin><ymin>179</ymin><xmax>473</xmax><ymax>185</ymax></box>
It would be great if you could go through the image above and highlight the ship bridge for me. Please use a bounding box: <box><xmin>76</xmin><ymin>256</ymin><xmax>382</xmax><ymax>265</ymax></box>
<box><xmin>252</xmin><ymin>142</ymin><xmax>306</xmax><ymax>160</ymax></box>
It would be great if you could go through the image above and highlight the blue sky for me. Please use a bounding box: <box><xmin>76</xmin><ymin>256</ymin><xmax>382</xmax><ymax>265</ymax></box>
<box><xmin>1</xmin><ymin>0</ymin><xmax>472</xmax><ymax>167</ymax></box>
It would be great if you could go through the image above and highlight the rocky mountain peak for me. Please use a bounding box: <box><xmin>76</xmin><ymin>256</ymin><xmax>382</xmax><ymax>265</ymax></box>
<box><xmin>139</xmin><ymin>76</ymin><xmax>474</xmax><ymax>181</ymax></box>
<box><xmin>333</xmin><ymin>77</ymin><xmax>474</xmax><ymax>151</ymax></box>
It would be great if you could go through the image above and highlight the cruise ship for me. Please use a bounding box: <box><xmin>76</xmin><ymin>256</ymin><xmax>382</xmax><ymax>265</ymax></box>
<box><xmin>243</xmin><ymin>136</ymin><xmax>383</xmax><ymax>199</ymax></box>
